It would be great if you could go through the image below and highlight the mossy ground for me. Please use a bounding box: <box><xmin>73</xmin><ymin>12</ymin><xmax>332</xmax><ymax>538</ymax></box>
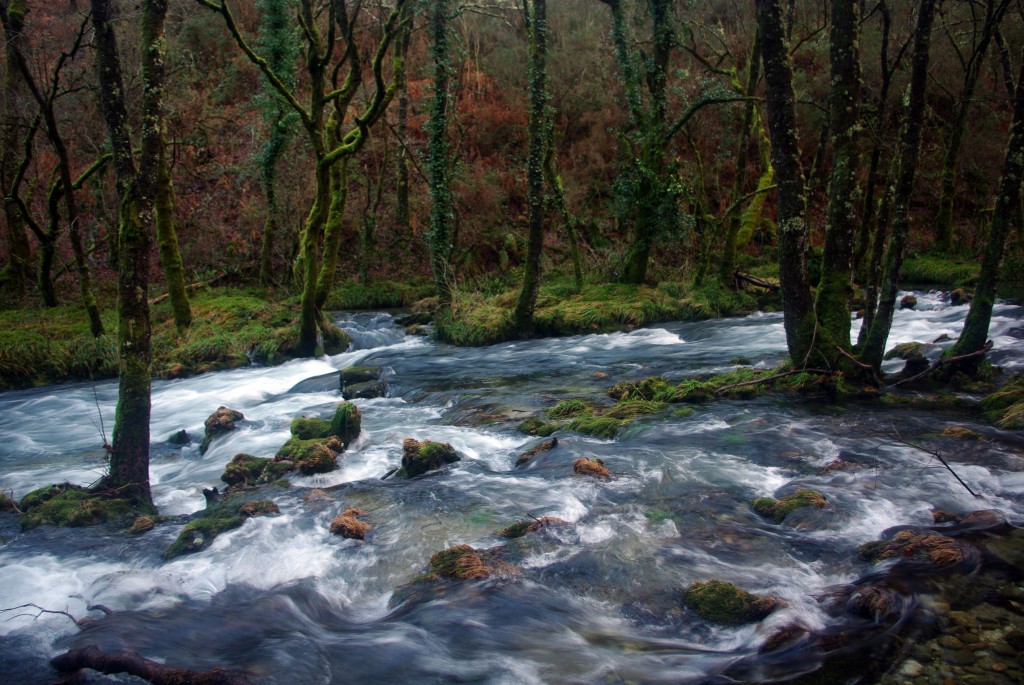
<box><xmin>981</xmin><ymin>374</ymin><xmax>1024</xmax><ymax>428</ymax></box>
<box><xmin>435</xmin><ymin>278</ymin><xmax>760</xmax><ymax>346</ymax></box>
<box><xmin>17</xmin><ymin>483</ymin><xmax>141</xmax><ymax>530</ymax></box>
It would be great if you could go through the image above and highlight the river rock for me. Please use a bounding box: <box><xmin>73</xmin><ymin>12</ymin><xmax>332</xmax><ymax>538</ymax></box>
<box><xmin>166</xmin><ymin>429</ymin><xmax>191</xmax><ymax>446</ymax></box>
<box><xmin>341</xmin><ymin>365</ymin><xmax>382</xmax><ymax>387</ymax></box>
<box><xmin>497</xmin><ymin>517</ymin><xmax>568</xmax><ymax>539</ymax></box>
<box><xmin>900</xmin><ymin>294</ymin><xmax>918</xmax><ymax>310</ymax></box>
<box><xmin>752</xmin><ymin>489</ymin><xmax>826</xmax><ymax>524</ymax></box>
<box><xmin>573</xmin><ymin>457</ymin><xmax>610</xmax><ymax>479</ymax></box>
<box><xmin>682</xmin><ymin>579</ymin><xmax>779</xmax><ymax>624</ymax></box>
<box><xmin>329</xmin><ymin>507</ymin><xmax>371</xmax><ymax>540</ymax></box>
<box><xmin>199</xmin><ymin>407</ymin><xmax>244</xmax><ymax>455</ymax></box>
<box><xmin>514</xmin><ymin>437</ymin><xmax>558</xmax><ymax>467</ymax></box>
<box><xmin>421</xmin><ymin>544</ymin><xmax>517</xmax><ymax>581</ymax></box>
<box><xmin>275</xmin><ymin>436</ymin><xmax>343</xmax><ymax>475</ymax></box>
<box><xmin>395</xmin><ymin>438</ymin><xmax>460</xmax><ymax>478</ymax></box>
<box><xmin>858</xmin><ymin>528</ymin><xmax>979</xmax><ymax>570</ymax></box>
<box><xmin>846</xmin><ymin>582</ymin><xmax>911</xmax><ymax>623</ymax></box>
<box><xmin>221</xmin><ymin>453</ymin><xmax>291</xmax><ymax>489</ymax></box>
<box><xmin>342</xmin><ymin>379</ymin><xmax>388</xmax><ymax>400</ymax></box>
<box><xmin>949</xmin><ymin>288</ymin><xmax>971</xmax><ymax>306</ymax></box>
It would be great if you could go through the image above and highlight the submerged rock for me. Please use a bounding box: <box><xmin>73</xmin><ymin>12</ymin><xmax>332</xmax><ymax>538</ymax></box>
<box><xmin>514</xmin><ymin>437</ymin><xmax>558</xmax><ymax>467</ymax></box>
<box><xmin>340</xmin><ymin>365</ymin><xmax>382</xmax><ymax>386</ymax></box>
<box><xmin>275</xmin><ymin>436</ymin><xmax>343</xmax><ymax>475</ymax></box>
<box><xmin>199</xmin><ymin>406</ymin><xmax>244</xmax><ymax>455</ymax></box>
<box><xmin>239</xmin><ymin>499</ymin><xmax>280</xmax><ymax>517</ymax></box>
<box><xmin>329</xmin><ymin>507</ymin><xmax>371</xmax><ymax>540</ymax></box>
<box><xmin>343</xmin><ymin>380</ymin><xmax>388</xmax><ymax>401</ymax></box>
<box><xmin>573</xmin><ymin>457</ymin><xmax>610</xmax><ymax>479</ymax></box>
<box><xmin>420</xmin><ymin>544</ymin><xmax>517</xmax><ymax>581</ymax></box>
<box><xmin>497</xmin><ymin>517</ymin><xmax>568</xmax><ymax>539</ymax></box>
<box><xmin>164</xmin><ymin>492</ymin><xmax>280</xmax><ymax>559</ymax></box>
<box><xmin>899</xmin><ymin>294</ymin><xmax>918</xmax><ymax>310</ymax></box>
<box><xmin>395</xmin><ymin>438</ymin><xmax>460</xmax><ymax>478</ymax></box>
<box><xmin>682</xmin><ymin>579</ymin><xmax>779</xmax><ymax>624</ymax></box>
<box><xmin>519</xmin><ymin>416</ymin><xmax>558</xmax><ymax>437</ymax></box>
<box><xmin>752</xmin><ymin>489</ymin><xmax>826</xmax><ymax>524</ymax></box>
<box><xmin>166</xmin><ymin>429</ymin><xmax>191</xmax><ymax>446</ymax></box>
<box><xmin>845</xmin><ymin>581</ymin><xmax>911</xmax><ymax>623</ymax></box>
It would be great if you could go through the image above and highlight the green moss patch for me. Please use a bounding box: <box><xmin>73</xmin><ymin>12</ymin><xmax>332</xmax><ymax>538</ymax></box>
<box><xmin>682</xmin><ymin>579</ymin><xmax>780</xmax><ymax>624</ymax></box>
<box><xmin>290</xmin><ymin>417</ymin><xmax>332</xmax><ymax>440</ymax></box>
<box><xmin>275</xmin><ymin>436</ymin><xmax>342</xmax><ymax>475</ymax></box>
<box><xmin>497</xmin><ymin>517</ymin><xmax>568</xmax><ymax>539</ymax></box>
<box><xmin>221</xmin><ymin>453</ymin><xmax>293</xmax><ymax>489</ymax></box>
<box><xmin>752</xmin><ymin>489</ymin><xmax>827</xmax><ymax>524</ymax></box>
<box><xmin>519</xmin><ymin>417</ymin><xmax>559</xmax><ymax>437</ymax></box>
<box><xmin>18</xmin><ymin>483</ymin><xmax>137</xmax><ymax>530</ymax></box>
<box><xmin>395</xmin><ymin>438</ymin><xmax>460</xmax><ymax>478</ymax></box>
<box><xmin>164</xmin><ymin>492</ymin><xmax>280</xmax><ymax>559</ymax></box>
<box><xmin>901</xmin><ymin>254</ymin><xmax>979</xmax><ymax>286</ymax></box>
<box><xmin>547</xmin><ymin>399</ymin><xmax>591</xmax><ymax>420</ymax></box>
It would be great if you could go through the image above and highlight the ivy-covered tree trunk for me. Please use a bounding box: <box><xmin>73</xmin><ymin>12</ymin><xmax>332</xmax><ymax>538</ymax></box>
<box><xmin>513</xmin><ymin>0</ymin><xmax>550</xmax><ymax>336</ymax></box>
<box><xmin>946</xmin><ymin>56</ymin><xmax>1024</xmax><ymax>368</ymax></box>
<box><xmin>91</xmin><ymin>0</ymin><xmax>164</xmax><ymax>509</ymax></box>
<box><xmin>859</xmin><ymin>0</ymin><xmax>938</xmax><ymax>369</ymax></box>
<box><xmin>0</xmin><ymin>0</ymin><xmax>31</xmax><ymax>294</ymax></box>
<box><xmin>156</xmin><ymin>145</ymin><xmax>192</xmax><ymax>331</ymax></box>
<box><xmin>933</xmin><ymin>0</ymin><xmax>1011</xmax><ymax>253</ymax></box>
<box><xmin>814</xmin><ymin>0</ymin><xmax>861</xmax><ymax>357</ymax></box>
<box><xmin>394</xmin><ymin>25</ymin><xmax>411</xmax><ymax>236</ymax></box>
<box><xmin>755</xmin><ymin>0</ymin><xmax>813</xmax><ymax>365</ymax></box>
<box><xmin>428</xmin><ymin>0</ymin><xmax>455</xmax><ymax>313</ymax></box>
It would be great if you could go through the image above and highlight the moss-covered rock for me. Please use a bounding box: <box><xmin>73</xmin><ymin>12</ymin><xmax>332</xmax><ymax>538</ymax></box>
<box><xmin>497</xmin><ymin>517</ymin><xmax>568</xmax><ymax>539</ymax></box>
<box><xmin>395</xmin><ymin>438</ymin><xmax>460</xmax><ymax>478</ymax></box>
<box><xmin>608</xmin><ymin>376</ymin><xmax>674</xmax><ymax>402</ymax></box>
<box><xmin>290</xmin><ymin>417</ymin><xmax>332</xmax><ymax>440</ymax></box>
<box><xmin>275</xmin><ymin>436</ymin><xmax>342</xmax><ymax>475</ymax></box>
<box><xmin>329</xmin><ymin>507</ymin><xmax>371</xmax><ymax>540</ymax></box>
<box><xmin>514</xmin><ymin>437</ymin><xmax>558</xmax><ymax>467</ymax></box>
<box><xmin>164</xmin><ymin>493</ymin><xmax>280</xmax><ymax>559</ymax></box>
<box><xmin>884</xmin><ymin>341</ymin><xmax>928</xmax><ymax>361</ymax></box>
<box><xmin>519</xmin><ymin>417</ymin><xmax>558</xmax><ymax>437</ymax></box>
<box><xmin>320</xmin><ymin>321</ymin><xmax>351</xmax><ymax>355</ymax></box>
<box><xmin>941</xmin><ymin>426</ymin><xmax>982</xmax><ymax>440</ymax></box>
<box><xmin>858</xmin><ymin>528</ymin><xmax>976</xmax><ymax>567</ymax></box>
<box><xmin>199</xmin><ymin>406</ymin><xmax>244</xmax><ymax>455</ymax></box>
<box><xmin>1</xmin><ymin>491</ymin><xmax>18</xmax><ymax>512</ymax></box>
<box><xmin>239</xmin><ymin>499</ymin><xmax>279</xmax><ymax>517</ymax></box>
<box><xmin>899</xmin><ymin>294</ymin><xmax>918</xmax><ymax>310</ymax></box>
<box><xmin>573</xmin><ymin>457</ymin><xmax>611</xmax><ymax>478</ymax></box>
<box><xmin>18</xmin><ymin>483</ymin><xmax>136</xmax><ymax>530</ymax></box>
<box><xmin>752</xmin><ymin>489</ymin><xmax>826</xmax><ymax>524</ymax></box>
<box><xmin>221</xmin><ymin>453</ymin><xmax>292</xmax><ymax>489</ymax></box>
<box><xmin>340</xmin><ymin>365</ymin><xmax>381</xmax><ymax>386</ymax></box>
<box><xmin>420</xmin><ymin>544</ymin><xmax>517</xmax><ymax>581</ymax></box>
<box><xmin>547</xmin><ymin>399</ymin><xmax>590</xmax><ymax>419</ymax></box>
<box><xmin>682</xmin><ymin>579</ymin><xmax>780</xmax><ymax>624</ymax></box>
<box><xmin>330</xmin><ymin>402</ymin><xmax>361</xmax><ymax>447</ymax></box>
<box><xmin>342</xmin><ymin>379</ymin><xmax>387</xmax><ymax>400</ymax></box>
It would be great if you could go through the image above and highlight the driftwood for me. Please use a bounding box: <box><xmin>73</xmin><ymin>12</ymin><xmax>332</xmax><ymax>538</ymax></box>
<box><xmin>888</xmin><ymin>340</ymin><xmax>994</xmax><ymax>388</ymax></box>
<box><xmin>734</xmin><ymin>271</ymin><xmax>780</xmax><ymax>291</ymax></box>
<box><xmin>51</xmin><ymin>645</ymin><xmax>254</xmax><ymax>685</ymax></box>
<box><xmin>149</xmin><ymin>273</ymin><xmax>226</xmax><ymax>306</ymax></box>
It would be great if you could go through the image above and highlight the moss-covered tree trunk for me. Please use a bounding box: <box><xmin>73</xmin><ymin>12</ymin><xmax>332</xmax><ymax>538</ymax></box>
<box><xmin>394</xmin><ymin>25</ymin><xmax>411</xmax><ymax>236</ymax></box>
<box><xmin>428</xmin><ymin>0</ymin><xmax>455</xmax><ymax>313</ymax></box>
<box><xmin>91</xmin><ymin>0</ymin><xmax>165</xmax><ymax>508</ymax></box>
<box><xmin>0</xmin><ymin>0</ymin><xmax>31</xmax><ymax>294</ymax></box>
<box><xmin>946</xmin><ymin>56</ymin><xmax>1024</xmax><ymax>367</ymax></box>
<box><xmin>156</xmin><ymin>145</ymin><xmax>192</xmax><ymax>331</ymax></box>
<box><xmin>814</xmin><ymin>0</ymin><xmax>861</xmax><ymax>358</ymax></box>
<box><xmin>859</xmin><ymin>0</ymin><xmax>937</xmax><ymax>369</ymax></box>
<box><xmin>513</xmin><ymin>0</ymin><xmax>550</xmax><ymax>336</ymax></box>
<box><xmin>755</xmin><ymin>0</ymin><xmax>813</xmax><ymax>365</ymax></box>
<box><xmin>933</xmin><ymin>0</ymin><xmax>1011</xmax><ymax>253</ymax></box>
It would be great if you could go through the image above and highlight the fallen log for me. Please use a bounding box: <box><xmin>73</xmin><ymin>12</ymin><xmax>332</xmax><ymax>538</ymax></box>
<box><xmin>51</xmin><ymin>645</ymin><xmax>254</xmax><ymax>685</ymax></box>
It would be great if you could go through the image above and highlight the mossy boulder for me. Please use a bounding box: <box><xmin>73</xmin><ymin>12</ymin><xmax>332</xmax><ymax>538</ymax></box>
<box><xmin>858</xmin><ymin>528</ymin><xmax>977</xmax><ymax>568</ymax></box>
<box><xmin>329</xmin><ymin>507</ymin><xmax>371</xmax><ymax>540</ymax></box>
<box><xmin>342</xmin><ymin>380</ymin><xmax>388</xmax><ymax>400</ymax></box>
<box><xmin>320</xmin><ymin>321</ymin><xmax>351</xmax><ymax>355</ymax></box>
<box><xmin>164</xmin><ymin>493</ymin><xmax>280</xmax><ymax>559</ymax></box>
<box><xmin>497</xmin><ymin>517</ymin><xmax>568</xmax><ymax>539</ymax></box>
<box><xmin>884</xmin><ymin>342</ymin><xmax>928</xmax><ymax>361</ymax></box>
<box><xmin>239</xmin><ymin>499</ymin><xmax>279</xmax><ymax>517</ymax></box>
<box><xmin>395</xmin><ymin>438</ymin><xmax>460</xmax><ymax>478</ymax></box>
<box><xmin>340</xmin><ymin>365</ymin><xmax>381</xmax><ymax>387</ymax></box>
<box><xmin>221</xmin><ymin>453</ymin><xmax>293</xmax><ymax>488</ymax></box>
<box><xmin>290</xmin><ymin>417</ymin><xmax>332</xmax><ymax>440</ymax></box>
<box><xmin>329</xmin><ymin>402</ymin><xmax>361</xmax><ymax>447</ymax></box>
<box><xmin>682</xmin><ymin>579</ymin><xmax>780</xmax><ymax>624</ymax></box>
<box><xmin>420</xmin><ymin>544</ymin><xmax>517</xmax><ymax>581</ymax></box>
<box><xmin>514</xmin><ymin>437</ymin><xmax>558</xmax><ymax>467</ymax></box>
<box><xmin>573</xmin><ymin>457</ymin><xmax>611</xmax><ymax>479</ymax></box>
<box><xmin>199</xmin><ymin>406</ymin><xmax>245</xmax><ymax>455</ymax></box>
<box><xmin>275</xmin><ymin>436</ymin><xmax>342</xmax><ymax>475</ymax></box>
<box><xmin>519</xmin><ymin>417</ymin><xmax>558</xmax><ymax>437</ymax></box>
<box><xmin>752</xmin><ymin>489</ymin><xmax>826</xmax><ymax>524</ymax></box>
<box><xmin>18</xmin><ymin>483</ymin><xmax>136</xmax><ymax>530</ymax></box>
<box><xmin>949</xmin><ymin>288</ymin><xmax>970</xmax><ymax>306</ymax></box>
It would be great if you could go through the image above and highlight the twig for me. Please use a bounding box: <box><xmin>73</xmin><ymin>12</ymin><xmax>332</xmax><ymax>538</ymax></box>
<box><xmin>889</xmin><ymin>340</ymin><xmax>993</xmax><ymax>388</ymax></box>
<box><xmin>888</xmin><ymin>427</ymin><xmax>981</xmax><ymax>498</ymax></box>
<box><xmin>1</xmin><ymin>603</ymin><xmax>90</xmax><ymax>628</ymax></box>
<box><xmin>714</xmin><ymin>368</ymin><xmax>833</xmax><ymax>394</ymax></box>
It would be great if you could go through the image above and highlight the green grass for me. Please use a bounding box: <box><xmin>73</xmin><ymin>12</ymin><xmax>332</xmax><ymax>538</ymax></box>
<box><xmin>901</xmin><ymin>254</ymin><xmax>979</xmax><ymax>286</ymax></box>
<box><xmin>323</xmin><ymin>278</ymin><xmax>434</xmax><ymax>310</ymax></box>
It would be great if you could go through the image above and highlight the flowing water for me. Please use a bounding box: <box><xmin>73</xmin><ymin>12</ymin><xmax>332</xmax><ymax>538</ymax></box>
<box><xmin>1</xmin><ymin>291</ymin><xmax>1023</xmax><ymax>684</ymax></box>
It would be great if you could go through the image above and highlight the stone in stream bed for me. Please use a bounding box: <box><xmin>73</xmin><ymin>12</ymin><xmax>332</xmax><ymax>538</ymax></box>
<box><xmin>682</xmin><ymin>579</ymin><xmax>780</xmax><ymax>625</ymax></box>
<box><xmin>329</xmin><ymin>507</ymin><xmax>371</xmax><ymax>540</ymax></box>
<box><xmin>573</xmin><ymin>457</ymin><xmax>610</xmax><ymax>479</ymax></box>
<box><xmin>858</xmin><ymin>528</ymin><xmax>980</xmax><ymax>569</ymax></box>
<box><xmin>163</xmin><ymin>493</ymin><xmax>281</xmax><ymax>559</ymax></box>
<box><xmin>514</xmin><ymin>437</ymin><xmax>558</xmax><ymax>467</ymax></box>
<box><xmin>393</xmin><ymin>438</ymin><xmax>460</xmax><ymax>478</ymax></box>
<box><xmin>752</xmin><ymin>489</ymin><xmax>826</xmax><ymax>524</ymax></box>
<box><xmin>199</xmin><ymin>406</ymin><xmax>245</xmax><ymax>455</ymax></box>
<box><xmin>419</xmin><ymin>544</ymin><xmax>518</xmax><ymax>581</ymax></box>
<box><xmin>497</xmin><ymin>517</ymin><xmax>569</xmax><ymax>539</ymax></box>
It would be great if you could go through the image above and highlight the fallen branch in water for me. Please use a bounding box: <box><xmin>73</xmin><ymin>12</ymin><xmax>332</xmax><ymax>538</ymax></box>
<box><xmin>0</xmin><ymin>603</ymin><xmax>95</xmax><ymax>628</ymax></box>
<box><xmin>714</xmin><ymin>368</ymin><xmax>832</xmax><ymax>394</ymax></box>
<box><xmin>889</xmin><ymin>341</ymin><xmax>993</xmax><ymax>388</ymax></box>
<box><xmin>887</xmin><ymin>427</ymin><xmax>981</xmax><ymax>498</ymax></box>
<box><xmin>51</xmin><ymin>645</ymin><xmax>254</xmax><ymax>685</ymax></box>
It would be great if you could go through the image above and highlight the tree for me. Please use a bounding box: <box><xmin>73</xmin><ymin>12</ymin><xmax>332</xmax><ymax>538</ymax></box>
<box><xmin>198</xmin><ymin>0</ymin><xmax>410</xmax><ymax>356</ymax></box>
<box><xmin>428</xmin><ymin>0</ymin><xmax>455</xmax><ymax>314</ymax></box>
<box><xmin>858</xmin><ymin>0</ymin><xmax>939</xmax><ymax>369</ymax></box>
<box><xmin>90</xmin><ymin>0</ymin><xmax>172</xmax><ymax>508</ymax></box>
<box><xmin>945</xmin><ymin>51</ymin><xmax>1024</xmax><ymax>369</ymax></box>
<box><xmin>0</xmin><ymin>0</ymin><xmax>32</xmax><ymax>294</ymax></box>
<box><xmin>513</xmin><ymin>0</ymin><xmax>551</xmax><ymax>336</ymax></box>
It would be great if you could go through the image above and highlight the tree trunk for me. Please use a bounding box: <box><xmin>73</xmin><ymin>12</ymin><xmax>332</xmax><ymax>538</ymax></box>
<box><xmin>756</xmin><ymin>0</ymin><xmax>814</xmax><ymax>365</ymax></box>
<box><xmin>859</xmin><ymin>0</ymin><xmax>937</xmax><ymax>369</ymax></box>
<box><xmin>946</xmin><ymin>56</ymin><xmax>1024</xmax><ymax>368</ymax></box>
<box><xmin>514</xmin><ymin>0</ymin><xmax>550</xmax><ymax>336</ymax></box>
<box><xmin>395</xmin><ymin>25</ymin><xmax>411</xmax><ymax>236</ymax></box>
<box><xmin>428</xmin><ymin>0</ymin><xmax>454</xmax><ymax>313</ymax></box>
<box><xmin>156</xmin><ymin>145</ymin><xmax>192</xmax><ymax>331</ymax></box>
<box><xmin>814</xmin><ymin>0</ymin><xmax>862</xmax><ymax>357</ymax></box>
<box><xmin>0</xmin><ymin>0</ymin><xmax>31</xmax><ymax>293</ymax></box>
<box><xmin>315</xmin><ymin>155</ymin><xmax>351</xmax><ymax>310</ymax></box>
<box><xmin>933</xmin><ymin>0</ymin><xmax>1011</xmax><ymax>253</ymax></box>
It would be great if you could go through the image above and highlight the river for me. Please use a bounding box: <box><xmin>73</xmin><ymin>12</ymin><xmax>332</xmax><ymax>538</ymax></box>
<box><xmin>1</xmin><ymin>290</ymin><xmax>1022</xmax><ymax>683</ymax></box>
